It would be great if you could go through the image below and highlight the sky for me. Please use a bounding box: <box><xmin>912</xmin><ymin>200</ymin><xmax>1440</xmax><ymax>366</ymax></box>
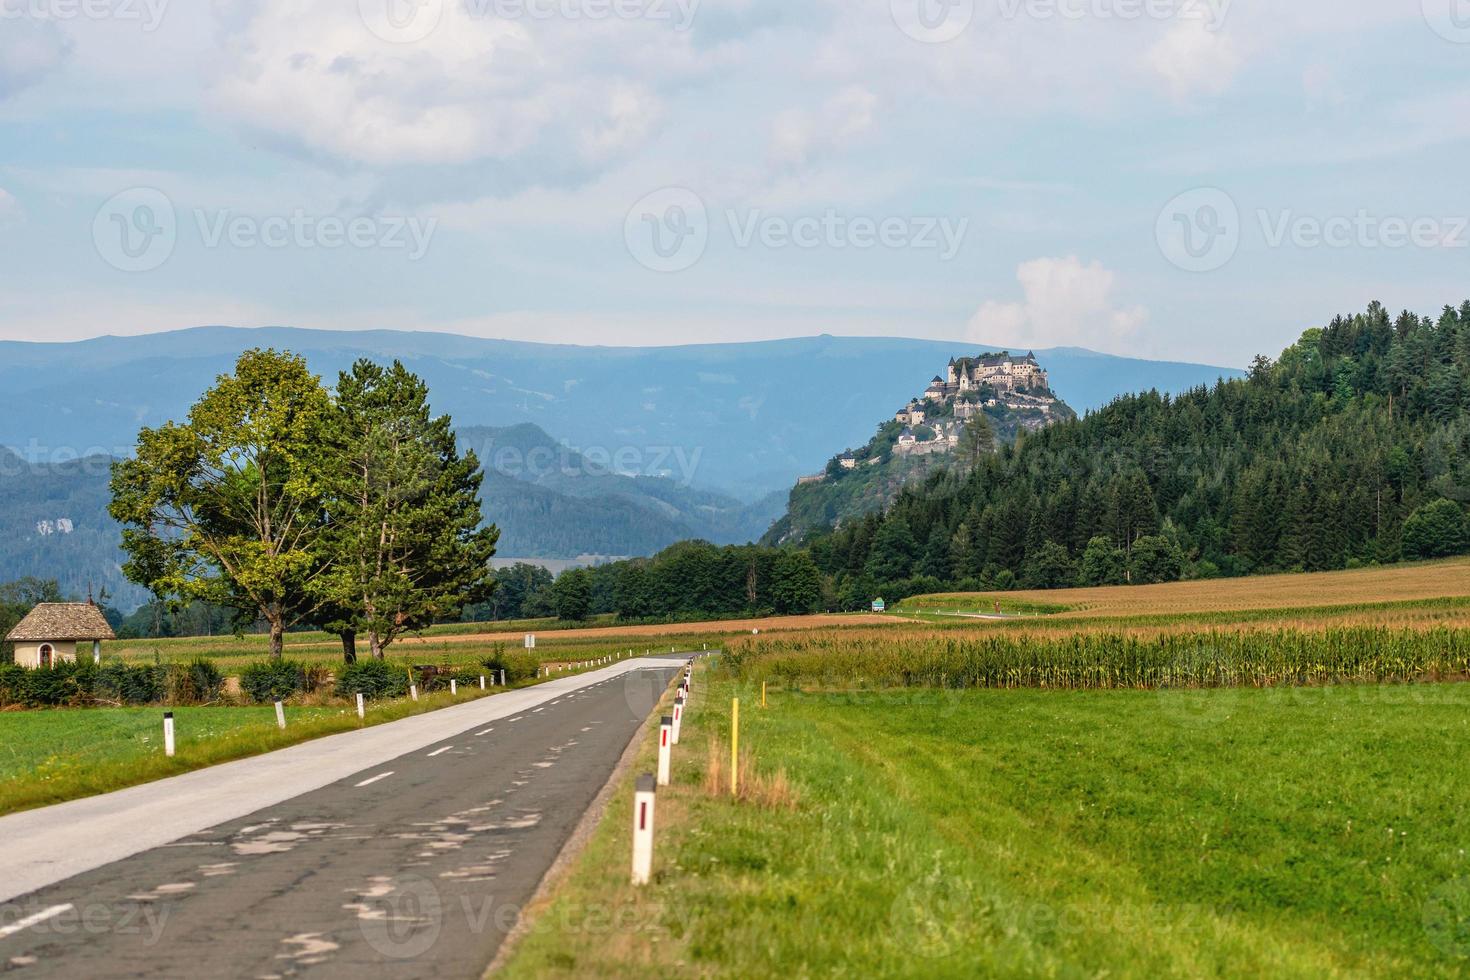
<box><xmin>1</xmin><ymin>0</ymin><xmax>1468</xmax><ymax>368</ymax></box>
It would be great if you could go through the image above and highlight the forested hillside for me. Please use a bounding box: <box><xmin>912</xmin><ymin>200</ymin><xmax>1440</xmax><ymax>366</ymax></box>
<box><xmin>803</xmin><ymin>301</ymin><xmax>1470</xmax><ymax>605</ymax></box>
<box><xmin>0</xmin><ymin>450</ymin><xmax>148</xmax><ymax>609</ymax></box>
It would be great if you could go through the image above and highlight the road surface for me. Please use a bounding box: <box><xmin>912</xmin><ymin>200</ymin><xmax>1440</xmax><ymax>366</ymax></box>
<box><xmin>0</xmin><ymin>656</ymin><xmax>685</xmax><ymax>978</ymax></box>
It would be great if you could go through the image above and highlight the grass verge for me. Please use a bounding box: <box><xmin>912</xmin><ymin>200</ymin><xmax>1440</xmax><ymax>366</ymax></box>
<box><xmin>501</xmin><ymin>669</ymin><xmax>1470</xmax><ymax>978</ymax></box>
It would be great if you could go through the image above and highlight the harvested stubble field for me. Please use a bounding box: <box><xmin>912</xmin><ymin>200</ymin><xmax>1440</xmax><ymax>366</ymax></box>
<box><xmin>105</xmin><ymin>615</ymin><xmax>893</xmax><ymax>674</ymax></box>
<box><xmin>901</xmin><ymin>556</ymin><xmax>1470</xmax><ymax>620</ymax></box>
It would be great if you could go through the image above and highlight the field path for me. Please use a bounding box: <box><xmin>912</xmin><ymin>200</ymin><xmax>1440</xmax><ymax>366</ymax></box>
<box><xmin>0</xmin><ymin>656</ymin><xmax>687</xmax><ymax>978</ymax></box>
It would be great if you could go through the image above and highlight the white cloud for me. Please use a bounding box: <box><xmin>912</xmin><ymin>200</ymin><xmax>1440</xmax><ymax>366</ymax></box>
<box><xmin>0</xmin><ymin>19</ymin><xmax>71</xmax><ymax>98</ymax></box>
<box><xmin>1146</xmin><ymin>21</ymin><xmax>1242</xmax><ymax>102</ymax></box>
<box><xmin>206</xmin><ymin>1</ymin><xmax>699</xmax><ymax>174</ymax></box>
<box><xmin>968</xmin><ymin>257</ymin><xmax>1149</xmax><ymax>354</ymax></box>
<box><xmin>769</xmin><ymin>85</ymin><xmax>877</xmax><ymax>169</ymax></box>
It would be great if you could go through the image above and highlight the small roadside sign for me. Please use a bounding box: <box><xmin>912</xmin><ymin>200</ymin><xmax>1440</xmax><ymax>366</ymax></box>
<box><xmin>524</xmin><ymin>633</ymin><xmax>537</xmax><ymax>650</ymax></box>
<box><xmin>871</xmin><ymin>598</ymin><xmax>886</xmax><ymax>613</ymax></box>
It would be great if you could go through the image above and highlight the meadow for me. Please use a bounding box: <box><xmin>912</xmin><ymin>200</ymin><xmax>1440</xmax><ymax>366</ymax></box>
<box><xmin>504</xmin><ymin>673</ymin><xmax>1470</xmax><ymax>978</ymax></box>
<box><xmin>504</xmin><ymin>563</ymin><xmax>1470</xmax><ymax>977</ymax></box>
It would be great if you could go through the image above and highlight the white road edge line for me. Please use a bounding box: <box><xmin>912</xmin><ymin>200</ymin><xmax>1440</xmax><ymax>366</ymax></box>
<box><xmin>0</xmin><ymin>904</ymin><xmax>74</xmax><ymax>939</ymax></box>
<box><xmin>427</xmin><ymin>746</ymin><xmax>454</xmax><ymax>758</ymax></box>
<box><xmin>354</xmin><ymin>772</ymin><xmax>395</xmax><ymax>787</ymax></box>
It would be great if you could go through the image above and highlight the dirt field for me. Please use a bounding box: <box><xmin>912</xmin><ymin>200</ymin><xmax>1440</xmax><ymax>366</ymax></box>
<box><xmin>393</xmin><ymin>612</ymin><xmax>903</xmax><ymax>647</ymax></box>
<box><xmin>910</xmin><ymin>557</ymin><xmax>1470</xmax><ymax>620</ymax></box>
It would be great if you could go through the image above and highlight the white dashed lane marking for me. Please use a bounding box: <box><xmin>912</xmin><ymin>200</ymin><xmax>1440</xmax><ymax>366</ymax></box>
<box><xmin>0</xmin><ymin>904</ymin><xmax>74</xmax><ymax>940</ymax></box>
<box><xmin>427</xmin><ymin>746</ymin><xmax>455</xmax><ymax>758</ymax></box>
<box><xmin>475</xmin><ymin>728</ymin><xmax>495</xmax><ymax>737</ymax></box>
<box><xmin>354</xmin><ymin>772</ymin><xmax>395</xmax><ymax>788</ymax></box>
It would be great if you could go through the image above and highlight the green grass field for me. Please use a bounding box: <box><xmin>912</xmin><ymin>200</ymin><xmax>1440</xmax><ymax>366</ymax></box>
<box><xmin>505</xmin><ymin>673</ymin><xmax>1470</xmax><ymax>978</ymax></box>
<box><xmin>0</xmin><ymin>689</ymin><xmax>512</xmax><ymax>815</ymax></box>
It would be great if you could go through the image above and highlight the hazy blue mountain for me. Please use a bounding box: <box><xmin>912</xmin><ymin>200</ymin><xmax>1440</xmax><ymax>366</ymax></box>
<box><xmin>459</xmin><ymin>423</ymin><xmax>786</xmax><ymax>557</ymax></box>
<box><xmin>0</xmin><ymin>327</ymin><xmax>1244</xmax><ymax>500</ymax></box>
<box><xmin>0</xmin><ymin>422</ymin><xmax>787</xmax><ymax>611</ymax></box>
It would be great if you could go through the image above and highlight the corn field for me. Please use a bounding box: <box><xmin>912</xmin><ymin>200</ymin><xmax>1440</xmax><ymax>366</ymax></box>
<box><xmin>721</xmin><ymin>626</ymin><xmax>1470</xmax><ymax>691</ymax></box>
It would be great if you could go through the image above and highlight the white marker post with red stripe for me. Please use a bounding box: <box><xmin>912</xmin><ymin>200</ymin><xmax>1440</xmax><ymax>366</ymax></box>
<box><xmin>672</xmin><ymin>695</ymin><xmax>684</xmax><ymax>745</ymax></box>
<box><xmin>631</xmin><ymin>773</ymin><xmax>656</xmax><ymax>886</ymax></box>
<box><xmin>657</xmin><ymin>715</ymin><xmax>673</xmax><ymax>786</ymax></box>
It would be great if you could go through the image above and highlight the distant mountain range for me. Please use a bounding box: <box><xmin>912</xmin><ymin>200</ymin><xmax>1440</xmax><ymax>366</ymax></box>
<box><xmin>460</xmin><ymin>423</ymin><xmax>785</xmax><ymax>558</ymax></box>
<box><xmin>0</xmin><ymin>326</ymin><xmax>1245</xmax><ymax>609</ymax></box>
<box><xmin>0</xmin><ymin>327</ymin><xmax>1244</xmax><ymax>501</ymax></box>
<box><xmin>0</xmin><ymin>422</ymin><xmax>786</xmax><ymax>611</ymax></box>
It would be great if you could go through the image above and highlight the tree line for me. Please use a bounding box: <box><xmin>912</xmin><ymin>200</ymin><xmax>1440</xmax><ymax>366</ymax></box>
<box><xmin>479</xmin><ymin>300</ymin><xmax>1470</xmax><ymax>624</ymax></box>
<box><xmin>109</xmin><ymin>350</ymin><xmax>498</xmax><ymax>660</ymax></box>
<box><xmin>799</xmin><ymin>300</ymin><xmax>1470</xmax><ymax>604</ymax></box>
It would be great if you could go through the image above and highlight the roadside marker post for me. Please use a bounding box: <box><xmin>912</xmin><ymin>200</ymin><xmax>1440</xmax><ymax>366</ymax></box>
<box><xmin>672</xmin><ymin>695</ymin><xmax>684</xmax><ymax>744</ymax></box>
<box><xmin>762</xmin><ymin>681</ymin><xmax>767</xmax><ymax>709</ymax></box>
<box><xmin>356</xmin><ymin>693</ymin><xmax>365</xmax><ymax>720</ymax></box>
<box><xmin>479</xmin><ymin>675</ymin><xmax>486</xmax><ymax>690</ymax></box>
<box><xmin>451</xmin><ymin>679</ymin><xmax>458</xmax><ymax>696</ymax></box>
<box><xmin>657</xmin><ymin>716</ymin><xmax>673</xmax><ymax>786</ymax></box>
<box><xmin>163</xmin><ymin>712</ymin><xmax>176</xmax><ymax>757</ymax></box>
<box><xmin>500</xmin><ymin>669</ymin><xmax>506</xmax><ymax>686</ymax></box>
<box><xmin>275</xmin><ymin>701</ymin><xmax>286</xmax><ymax>730</ymax></box>
<box><xmin>410</xmin><ymin>684</ymin><xmax>419</xmax><ymax>702</ymax></box>
<box><xmin>730</xmin><ymin>699</ymin><xmax>740</xmax><ymax>796</ymax></box>
<box><xmin>631</xmin><ymin>774</ymin><xmax>656</xmax><ymax>886</ymax></box>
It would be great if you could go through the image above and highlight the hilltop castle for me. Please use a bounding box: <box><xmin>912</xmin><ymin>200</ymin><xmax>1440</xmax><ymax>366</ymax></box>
<box><xmin>800</xmin><ymin>349</ymin><xmax>1067</xmax><ymax>484</ymax></box>
<box><xmin>895</xmin><ymin>351</ymin><xmax>1052</xmax><ymax>428</ymax></box>
<box><xmin>930</xmin><ymin>351</ymin><xmax>1048</xmax><ymax>399</ymax></box>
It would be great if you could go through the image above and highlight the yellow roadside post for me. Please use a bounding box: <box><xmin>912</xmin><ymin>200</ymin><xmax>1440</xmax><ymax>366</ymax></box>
<box><xmin>730</xmin><ymin>698</ymin><xmax>740</xmax><ymax>796</ymax></box>
<box><xmin>762</xmin><ymin>681</ymin><xmax>767</xmax><ymax>709</ymax></box>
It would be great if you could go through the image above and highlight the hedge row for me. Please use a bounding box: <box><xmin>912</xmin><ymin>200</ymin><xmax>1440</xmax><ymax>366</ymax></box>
<box><xmin>0</xmin><ymin>659</ymin><xmax>224</xmax><ymax>708</ymax></box>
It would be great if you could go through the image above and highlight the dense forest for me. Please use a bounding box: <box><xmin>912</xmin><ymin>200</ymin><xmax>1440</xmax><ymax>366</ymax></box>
<box><xmin>802</xmin><ymin>301</ymin><xmax>1470</xmax><ymax>604</ymax></box>
<box><xmin>557</xmin><ymin>302</ymin><xmax>1470</xmax><ymax>620</ymax></box>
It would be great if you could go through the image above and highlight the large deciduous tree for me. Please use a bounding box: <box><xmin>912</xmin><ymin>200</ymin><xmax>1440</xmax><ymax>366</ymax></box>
<box><xmin>317</xmin><ymin>360</ymin><xmax>498</xmax><ymax>659</ymax></box>
<box><xmin>110</xmin><ymin>350</ymin><xmax>334</xmax><ymax>659</ymax></box>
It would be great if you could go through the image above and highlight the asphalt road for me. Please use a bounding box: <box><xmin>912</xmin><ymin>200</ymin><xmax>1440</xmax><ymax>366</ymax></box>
<box><xmin>0</xmin><ymin>658</ymin><xmax>685</xmax><ymax>979</ymax></box>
